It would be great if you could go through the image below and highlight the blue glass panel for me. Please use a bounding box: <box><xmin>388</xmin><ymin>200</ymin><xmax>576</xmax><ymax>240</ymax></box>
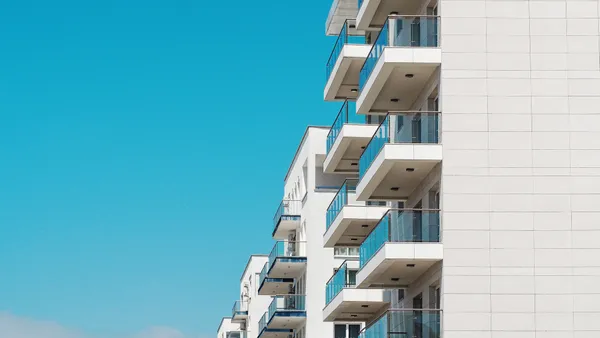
<box><xmin>359</xmin><ymin>115</ymin><xmax>389</xmax><ymax>179</ymax></box>
<box><xmin>258</xmin><ymin>313</ymin><xmax>268</xmax><ymax>334</ymax></box>
<box><xmin>269</xmin><ymin>295</ymin><xmax>307</xmax><ymax>320</ymax></box>
<box><xmin>273</xmin><ymin>200</ymin><xmax>301</xmax><ymax>233</ymax></box>
<box><xmin>359</xmin><ymin>113</ymin><xmax>439</xmax><ymax>180</ymax></box>
<box><xmin>325</xmin><ymin>263</ymin><xmax>347</xmax><ymax>304</ymax></box>
<box><xmin>259</xmin><ymin>262</ymin><xmax>268</xmax><ymax>288</ymax></box>
<box><xmin>359</xmin><ymin>210</ymin><xmax>440</xmax><ymax>268</ymax></box>
<box><xmin>359</xmin><ymin>22</ymin><xmax>388</xmax><ymax>91</ymax></box>
<box><xmin>326</xmin><ymin>101</ymin><xmax>363</xmax><ymax>154</ymax></box>
<box><xmin>359</xmin><ymin>310</ymin><xmax>441</xmax><ymax>338</ymax></box>
<box><xmin>326</xmin><ymin>20</ymin><xmax>366</xmax><ymax>82</ymax></box>
<box><xmin>326</xmin><ymin>179</ymin><xmax>358</xmax><ymax>231</ymax></box>
<box><xmin>359</xmin><ymin>16</ymin><xmax>439</xmax><ymax>90</ymax></box>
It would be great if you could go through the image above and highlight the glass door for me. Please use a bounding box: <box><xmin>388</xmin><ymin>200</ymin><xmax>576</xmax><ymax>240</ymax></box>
<box><xmin>413</xmin><ymin>294</ymin><xmax>424</xmax><ymax>338</ymax></box>
<box><xmin>410</xmin><ymin>17</ymin><xmax>421</xmax><ymax>46</ymax></box>
<box><xmin>413</xmin><ymin>201</ymin><xmax>423</xmax><ymax>241</ymax></box>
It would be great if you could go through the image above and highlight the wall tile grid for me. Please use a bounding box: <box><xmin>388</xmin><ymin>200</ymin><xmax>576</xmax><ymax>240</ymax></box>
<box><xmin>441</xmin><ymin>0</ymin><xmax>600</xmax><ymax>336</ymax></box>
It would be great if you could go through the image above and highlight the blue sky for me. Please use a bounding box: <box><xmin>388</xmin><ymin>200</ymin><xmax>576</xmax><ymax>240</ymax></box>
<box><xmin>0</xmin><ymin>0</ymin><xmax>336</xmax><ymax>337</ymax></box>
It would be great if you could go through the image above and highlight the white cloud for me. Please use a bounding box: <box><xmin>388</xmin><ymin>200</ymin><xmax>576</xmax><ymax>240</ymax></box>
<box><xmin>0</xmin><ymin>312</ymin><xmax>200</xmax><ymax>338</ymax></box>
<box><xmin>0</xmin><ymin>312</ymin><xmax>89</xmax><ymax>338</ymax></box>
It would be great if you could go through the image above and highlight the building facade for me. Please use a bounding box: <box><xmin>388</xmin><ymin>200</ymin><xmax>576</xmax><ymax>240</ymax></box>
<box><xmin>219</xmin><ymin>0</ymin><xmax>600</xmax><ymax>336</ymax></box>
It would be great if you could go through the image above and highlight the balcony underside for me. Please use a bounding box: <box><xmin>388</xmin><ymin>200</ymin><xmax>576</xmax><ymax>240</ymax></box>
<box><xmin>231</xmin><ymin>312</ymin><xmax>248</xmax><ymax>323</ymax></box>
<box><xmin>326</xmin><ymin>0</ymin><xmax>359</xmax><ymax>35</ymax></box>
<box><xmin>325</xmin><ymin>45</ymin><xmax>371</xmax><ymax>101</ymax></box>
<box><xmin>270</xmin><ymin>257</ymin><xmax>307</xmax><ymax>279</ymax></box>
<box><xmin>258</xmin><ymin>329</ymin><xmax>294</xmax><ymax>338</ymax></box>
<box><xmin>273</xmin><ymin>217</ymin><xmax>300</xmax><ymax>240</ymax></box>
<box><xmin>324</xmin><ymin>205</ymin><xmax>389</xmax><ymax>247</ymax></box>
<box><xmin>324</xmin><ymin>288</ymin><xmax>388</xmax><ymax>322</ymax></box>
<box><xmin>324</xmin><ymin>124</ymin><xmax>379</xmax><ymax>174</ymax></box>
<box><xmin>356</xmin><ymin>49</ymin><xmax>441</xmax><ymax>115</ymax></box>
<box><xmin>356</xmin><ymin>242</ymin><xmax>443</xmax><ymax>288</ymax></box>
<box><xmin>258</xmin><ymin>278</ymin><xmax>295</xmax><ymax>296</ymax></box>
<box><xmin>356</xmin><ymin>0</ymin><xmax>422</xmax><ymax>31</ymax></box>
<box><xmin>267</xmin><ymin>312</ymin><xmax>307</xmax><ymax>330</ymax></box>
<box><xmin>356</xmin><ymin>144</ymin><xmax>441</xmax><ymax>201</ymax></box>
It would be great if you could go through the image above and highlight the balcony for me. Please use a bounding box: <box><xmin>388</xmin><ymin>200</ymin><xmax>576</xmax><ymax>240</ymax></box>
<box><xmin>258</xmin><ymin>241</ymin><xmax>307</xmax><ymax>295</ymax></box>
<box><xmin>356</xmin><ymin>16</ymin><xmax>441</xmax><ymax>116</ymax></box>
<box><xmin>324</xmin><ymin>101</ymin><xmax>383</xmax><ymax>174</ymax></box>
<box><xmin>324</xmin><ymin>261</ymin><xmax>388</xmax><ymax>322</ymax></box>
<box><xmin>258</xmin><ymin>296</ymin><xmax>307</xmax><ymax>338</ymax></box>
<box><xmin>325</xmin><ymin>20</ymin><xmax>371</xmax><ymax>101</ymax></box>
<box><xmin>258</xmin><ymin>312</ymin><xmax>293</xmax><ymax>338</ymax></box>
<box><xmin>356</xmin><ymin>113</ymin><xmax>441</xmax><ymax>201</ymax></box>
<box><xmin>272</xmin><ymin>200</ymin><xmax>301</xmax><ymax>239</ymax></box>
<box><xmin>359</xmin><ymin>309</ymin><xmax>441</xmax><ymax>338</ymax></box>
<box><xmin>324</xmin><ymin>179</ymin><xmax>388</xmax><ymax>247</ymax></box>
<box><xmin>231</xmin><ymin>300</ymin><xmax>248</xmax><ymax>323</ymax></box>
<box><xmin>326</xmin><ymin>0</ymin><xmax>359</xmax><ymax>36</ymax></box>
<box><xmin>356</xmin><ymin>209</ymin><xmax>442</xmax><ymax>288</ymax></box>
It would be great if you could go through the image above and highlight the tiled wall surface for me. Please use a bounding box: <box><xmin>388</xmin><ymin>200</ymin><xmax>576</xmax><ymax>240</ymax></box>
<box><xmin>440</xmin><ymin>0</ymin><xmax>600</xmax><ymax>337</ymax></box>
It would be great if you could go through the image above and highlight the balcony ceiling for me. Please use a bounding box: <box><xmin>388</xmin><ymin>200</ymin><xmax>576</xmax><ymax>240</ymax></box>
<box><xmin>371</xmin><ymin>160</ymin><xmax>438</xmax><ymax>200</ymax></box>
<box><xmin>326</xmin><ymin>0</ymin><xmax>359</xmax><ymax>36</ymax></box>
<box><xmin>370</xmin><ymin>65</ymin><xmax>439</xmax><ymax>113</ymax></box>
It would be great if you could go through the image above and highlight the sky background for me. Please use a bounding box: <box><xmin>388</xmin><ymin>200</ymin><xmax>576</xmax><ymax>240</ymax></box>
<box><xmin>0</xmin><ymin>0</ymin><xmax>336</xmax><ymax>337</ymax></box>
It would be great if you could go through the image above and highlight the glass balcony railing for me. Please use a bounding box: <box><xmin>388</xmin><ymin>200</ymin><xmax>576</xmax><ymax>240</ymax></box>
<box><xmin>359</xmin><ymin>209</ymin><xmax>440</xmax><ymax>268</ymax></box>
<box><xmin>273</xmin><ymin>200</ymin><xmax>302</xmax><ymax>232</ymax></box>
<box><xmin>267</xmin><ymin>241</ymin><xmax>307</xmax><ymax>270</ymax></box>
<box><xmin>259</xmin><ymin>313</ymin><xmax>268</xmax><ymax>333</ymax></box>
<box><xmin>326</xmin><ymin>19</ymin><xmax>366</xmax><ymax>82</ymax></box>
<box><xmin>359</xmin><ymin>112</ymin><xmax>440</xmax><ymax>179</ymax></box>
<box><xmin>325</xmin><ymin>262</ymin><xmax>357</xmax><ymax>305</ymax></box>
<box><xmin>268</xmin><ymin>295</ymin><xmax>306</xmax><ymax>320</ymax></box>
<box><xmin>232</xmin><ymin>300</ymin><xmax>248</xmax><ymax>317</ymax></box>
<box><xmin>359</xmin><ymin>309</ymin><xmax>441</xmax><ymax>338</ymax></box>
<box><xmin>259</xmin><ymin>262</ymin><xmax>268</xmax><ymax>287</ymax></box>
<box><xmin>326</xmin><ymin>101</ymin><xmax>365</xmax><ymax>154</ymax></box>
<box><xmin>359</xmin><ymin>16</ymin><xmax>439</xmax><ymax>90</ymax></box>
<box><xmin>326</xmin><ymin>179</ymin><xmax>359</xmax><ymax>230</ymax></box>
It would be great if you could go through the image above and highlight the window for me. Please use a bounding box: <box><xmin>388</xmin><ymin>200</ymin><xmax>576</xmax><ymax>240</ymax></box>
<box><xmin>349</xmin><ymin>325</ymin><xmax>360</xmax><ymax>338</ymax></box>
<box><xmin>334</xmin><ymin>247</ymin><xmax>359</xmax><ymax>257</ymax></box>
<box><xmin>366</xmin><ymin>201</ymin><xmax>386</xmax><ymax>206</ymax></box>
<box><xmin>334</xmin><ymin>325</ymin><xmax>346</xmax><ymax>338</ymax></box>
<box><xmin>347</xmin><ymin>270</ymin><xmax>357</xmax><ymax>286</ymax></box>
<box><xmin>335</xmin><ymin>324</ymin><xmax>361</xmax><ymax>338</ymax></box>
<box><xmin>398</xmin><ymin>289</ymin><xmax>405</xmax><ymax>303</ymax></box>
<box><xmin>334</xmin><ymin>247</ymin><xmax>347</xmax><ymax>256</ymax></box>
<box><xmin>366</xmin><ymin>114</ymin><xmax>386</xmax><ymax>125</ymax></box>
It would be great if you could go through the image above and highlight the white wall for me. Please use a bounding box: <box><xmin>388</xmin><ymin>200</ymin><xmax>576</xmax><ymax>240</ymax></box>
<box><xmin>217</xmin><ymin>318</ymin><xmax>242</xmax><ymax>338</ymax></box>
<box><xmin>440</xmin><ymin>1</ymin><xmax>600</xmax><ymax>336</ymax></box>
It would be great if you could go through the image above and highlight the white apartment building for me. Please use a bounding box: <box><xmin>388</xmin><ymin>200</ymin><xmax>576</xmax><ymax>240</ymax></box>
<box><xmin>224</xmin><ymin>255</ymin><xmax>273</xmax><ymax>338</ymax></box>
<box><xmin>324</xmin><ymin>0</ymin><xmax>600</xmax><ymax>336</ymax></box>
<box><xmin>219</xmin><ymin>0</ymin><xmax>600</xmax><ymax>336</ymax></box>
